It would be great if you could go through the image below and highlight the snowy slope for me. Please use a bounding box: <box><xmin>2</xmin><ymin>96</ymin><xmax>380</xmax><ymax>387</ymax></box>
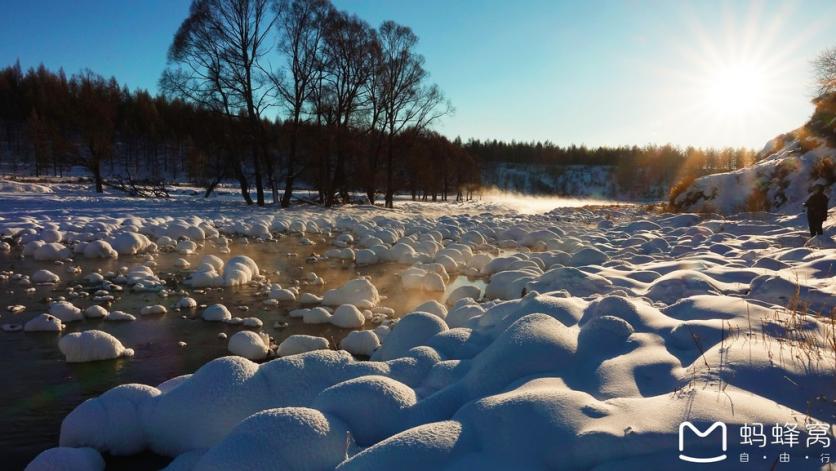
<box><xmin>673</xmin><ymin>134</ymin><xmax>835</xmax><ymax>214</ymax></box>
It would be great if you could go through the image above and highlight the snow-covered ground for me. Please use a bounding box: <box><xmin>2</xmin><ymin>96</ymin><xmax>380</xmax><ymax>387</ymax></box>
<box><xmin>1</xmin><ymin>182</ymin><xmax>834</xmax><ymax>470</ymax></box>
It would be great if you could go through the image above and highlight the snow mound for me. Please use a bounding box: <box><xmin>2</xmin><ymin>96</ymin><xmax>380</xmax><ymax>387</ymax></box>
<box><xmin>34</xmin><ymin>243</ymin><xmax>71</xmax><ymax>261</ymax></box>
<box><xmin>84</xmin><ymin>305</ymin><xmax>108</xmax><ymax>319</ymax></box>
<box><xmin>228</xmin><ymin>331</ymin><xmax>269</xmax><ymax>360</ymax></box>
<box><xmin>330</xmin><ymin>304</ymin><xmax>365</xmax><ymax>328</ymax></box>
<box><xmin>60</xmin><ymin>384</ymin><xmax>160</xmax><ymax>455</ymax></box>
<box><xmin>49</xmin><ymin>301</ymin><xmax>83</xmax><ymax>323</ymax></box>
<box><xmin>313</xmin><ymin>375</ymin><xmax>415</xmax><ymax>446</ymax></box>
<box><xmin>111</xmin><ymin>232</ymin><xmax>154</xmax><ymax>255</ymax></box>
<box><xmin>176</xmin><ymin>297</ymin><xmax>198</xmax><ymax>309</ymax></box>
<box><xmin>83</xmin><ymin>240</ymin><xmax>118</xmax><ymax>259</ymax></box>
<box><xmin>192</xmin><ymin>408</ymin><xmax>350</xmax><ymax>471</ymax></box>
<box><xmin>106</xmin><ymin>310</ymin><xmax>136</xmax><ymax>321</ymax></box>
<box><xmin>202</xmin><ymin>304</ymin><xmax>231</xmax><ymax>322</ymax></box>
<box><xmin>58</xmin><ymin>330</ymin><xmax>134</xmax><ymax>363</ymax></box>
<box><xmin>24</xmin><ymin>313</ymin><xmax>64</xmax><ymax>332</ymax></box>
<box><xmin>277</xmin><ymin>335</ymin><xmax>330</xmax><ymax>357</ymax></box>
<box><xmin>371</xmin><ymin>312</ymin><xmax>448</xmax><ymax>361</ymax></box>
<box><xmin>140</xmin><ymin>304</ymin><xmax>167</xmax><ymax>316</ymax></box>
<box><xmin>339</xmin><ymin>330</ymin><xmax>380</xmax><ymax>356</ymax></box>
<box><xmin>32</xmin><ymin>269</ymin><xmax>61</xmax><ymax>284</ymax></box>
<box><xmin>322</xmin><ymin>278</ymin><xmax>379</xmax><ymax>308</ymax></box>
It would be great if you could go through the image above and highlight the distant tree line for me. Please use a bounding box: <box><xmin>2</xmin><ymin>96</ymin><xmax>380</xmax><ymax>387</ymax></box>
<box><xmin>0</xmin><ymin>0</ymin><xmax>474</xmax><ymax>207</ymax></box>
<box><xmin>466</xmin><ymin>139</ymin><xmax>756</xmax><ymax>198</ymax></box>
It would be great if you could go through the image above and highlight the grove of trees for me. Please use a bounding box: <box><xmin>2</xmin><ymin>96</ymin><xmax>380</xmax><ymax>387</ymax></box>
<box><xmin>0</xmin><ymin>0</ymin><xmax>464</xmax><ymax>207</ymax></box>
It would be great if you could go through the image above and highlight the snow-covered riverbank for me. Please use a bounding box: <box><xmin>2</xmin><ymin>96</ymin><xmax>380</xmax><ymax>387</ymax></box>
<box><xmin>2</xmin><ymin>184</ymin><xmax>833</xmax><ymax>470</ymax></box>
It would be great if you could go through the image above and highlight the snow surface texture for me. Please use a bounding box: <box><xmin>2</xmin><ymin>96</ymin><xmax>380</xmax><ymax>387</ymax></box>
<box><xmin>4</xmin><ymin>182</ymin><xmax>834</xmax><ymax>469</ymax></box>
<box><xmin>674</xmin><ymin>137</ymin><xmax>835</xmax><ymax>214</ymax></box>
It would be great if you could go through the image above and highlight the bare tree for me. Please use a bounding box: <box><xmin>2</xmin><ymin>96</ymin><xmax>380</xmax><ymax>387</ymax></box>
<box><xmin>377</xmin><ymin>21</ymin><xmax>450</xmax><ymax>208</ymax></box>
<box><xmin>318</xmin><ymin>10</ymin><xmax>376</xmax><ymax>206</ymax></box>
<box><xmin>361</xmin><ymin>37</ymin><xmax>385</xmax><ymax>204</ymax></box>
<box><xmin>162</xmin><ymin>0</ymin><xmax>277</xmax><ymax>205</ymax></box>
<box><xmin>71</xmin><ymin>72</ymin><xmax>120</xmax><ymax>193</ymax></box>
<box><xmin>813</xmin><ymin>47</ymin><xmax>836</xmax><ymax>101</ymax></box>
<box><xmin>273</xmin><ymin>0</ymin><xmax>331</xmax><ymax>207</ymax></box>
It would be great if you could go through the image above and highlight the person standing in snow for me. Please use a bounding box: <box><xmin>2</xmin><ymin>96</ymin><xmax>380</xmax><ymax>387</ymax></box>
<box><xmin>803</xmin><ymin>185</ymin><xmax>829</xmax><ymax>237</ymax></box>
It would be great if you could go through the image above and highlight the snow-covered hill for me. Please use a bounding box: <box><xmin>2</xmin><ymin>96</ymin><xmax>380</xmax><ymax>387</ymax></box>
<box><xmin>672</xmin><ymin>132</ymin><xmax>835</xmax><ymax>214</ymax></box>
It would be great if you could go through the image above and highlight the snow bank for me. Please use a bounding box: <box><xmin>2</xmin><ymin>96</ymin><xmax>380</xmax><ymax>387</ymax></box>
<box><xmin>0</xmin><ymin>179</ymin><xmax>54</xmax><ymax>193</ymax></box>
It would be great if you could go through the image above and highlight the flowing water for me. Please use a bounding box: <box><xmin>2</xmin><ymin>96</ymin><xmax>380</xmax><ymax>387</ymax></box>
<box><xmin>0</xmin><ymin>235</ymin><xmax>486</xmax><ymax>468</ymax></box>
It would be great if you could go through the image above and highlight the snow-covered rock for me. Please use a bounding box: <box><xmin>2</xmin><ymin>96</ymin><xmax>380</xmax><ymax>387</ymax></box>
<box><xmin>140</xmin><ymin>304</ymin><xmax>167</xmax><ymax>316</ymax></box>
<box><xmin>106</xmin><ymin>310</ymin><xmax>136</xmax><ymax>322</ymax></box>
<box><xmin>58</xmin><ymin>330</ymin><xmax>134</xmax><ymax>363</ymax></box>
<box><xmin>84</xmin><ymin>305</ymin><xmax>109</xmax><ymax>319</ymax></box>
<box><xmin>322</xmin><ymin>278</ymin><xmax>379</xmax><ymax>308</ymax></box>
<box><xmin>330</xmin><ymin>304</ymin><xmax>365</xmax><ymax>328</ymax></box>
<box><xmin>176</xmin><ymin>297</ymin><xmax>197</xmax><ymax>309</ymax></box>
<box><xmin>227</xmin><ymin>331</ymin><xmax>269</xmax><ymax>361</ymax></box>
<box><xmin>24</xmin><ymin>313</ymin><xmax>64</xmax><ymax>332</ymax></box>
<box><xmin>32</xmin><ymin>269</ymin><xmax>61</xmax><ymax>284</ymax></box>
<box><xmin>83</xmin><ymin>240</ymin><xmax>118</xmax><ymax>259</ymax></box>
<box><xmin>49</xmin><ymin>301</ymin><xmax>83</xmax><ymax>323</ymax></box>
<box><xmin>202</xmin><ymin>304</ymin><xmax>231</xmax><ymax>322</ymax></box>
<box><xmin>276</xmin><ymin>335</ymin><xmax>330</xmax><ymax>356</ymax></box>
<box><xmin>339</xmin><ymin>330</ymin><xmax>380</xmax><ymax>356</ymax></box>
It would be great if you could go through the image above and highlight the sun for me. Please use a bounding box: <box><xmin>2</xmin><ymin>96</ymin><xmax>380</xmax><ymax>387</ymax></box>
<box><xmin>637</xmin><ymin>0</ymin><xmax>831</xmax><ymax>148</ymax></box>
<box><xmin>703</xmin><ymin>62</ymin><xmax>767</xmax><ymax>118</ymax></box>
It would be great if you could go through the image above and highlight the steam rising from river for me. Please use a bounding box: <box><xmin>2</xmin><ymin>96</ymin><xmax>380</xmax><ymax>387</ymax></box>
<box><xmin>476</xmin><ymin>187</ymin><xmax>629</xmax><ymax>214</ymax></box>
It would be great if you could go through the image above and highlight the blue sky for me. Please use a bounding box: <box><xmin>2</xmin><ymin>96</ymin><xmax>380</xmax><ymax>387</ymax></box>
<box><xmin>1</xmin><ymin>0</ymin><xmax>834</xmax><ymax>148</ymax></box>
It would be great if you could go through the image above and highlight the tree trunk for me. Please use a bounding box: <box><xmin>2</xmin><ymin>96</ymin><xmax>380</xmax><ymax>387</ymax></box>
<box><xmin>236</xmin><ymin>161</ymin><xmax>253</xmax><ymax>205</ymax></box>
<box><xmin>92</xmin><ymin>159</ymin><xmax>104</xmax><ymax>193</ymax></box>
<box><xmin>251</xmin><ymin>144</ymin><xmax>265</xmax><ymax>206</ymax></box>
<box><xmin>384</xmin><ymin>134</ymin><xmax>394</xmax><ymax>209</ymax></box>
<box><xmin>281</xmin><ymin>124</ymin><xmax>298</xmax><ymax>208</ymax></box>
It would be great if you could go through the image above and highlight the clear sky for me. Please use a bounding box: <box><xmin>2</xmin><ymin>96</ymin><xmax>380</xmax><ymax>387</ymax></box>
<box><xmin>1</xmin><ymin>0</ymin><xmax>834</xmax><ymax>149</ymax></box>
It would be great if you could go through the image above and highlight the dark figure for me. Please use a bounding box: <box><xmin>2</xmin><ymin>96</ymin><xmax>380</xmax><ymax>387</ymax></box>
<box><xmin>803</xmin><ymin>186</ymin><xmax>829</xmax><ymax>237</ymax></box>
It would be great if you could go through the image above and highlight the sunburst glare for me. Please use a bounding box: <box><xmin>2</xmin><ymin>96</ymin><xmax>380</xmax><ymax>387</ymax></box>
<box><xmin>646</xmin><ymin>0</ymin><xmax>832</xmax><ymax>147</ymax></box>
